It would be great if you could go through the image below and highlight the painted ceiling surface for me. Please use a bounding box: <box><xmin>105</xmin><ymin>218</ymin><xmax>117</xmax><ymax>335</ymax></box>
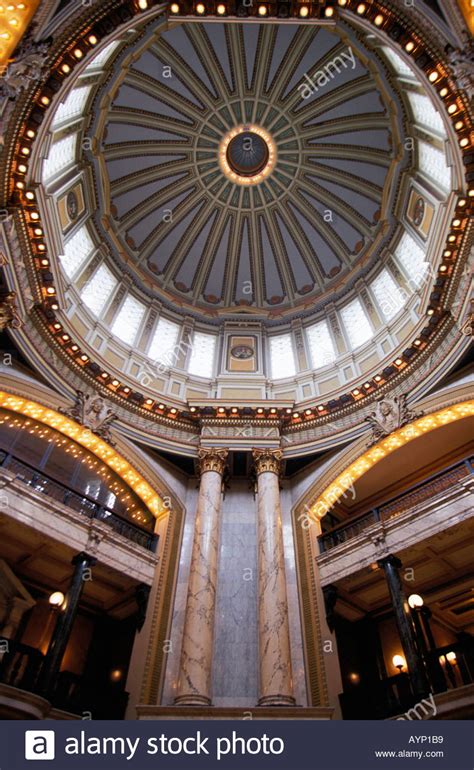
<box><xmin>90</xmin><ymin>21</ymin><xmax>404</xmax><ymax>319</ymax></box>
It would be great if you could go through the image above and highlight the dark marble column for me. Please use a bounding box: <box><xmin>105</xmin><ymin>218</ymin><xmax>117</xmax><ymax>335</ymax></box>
<box><xmin>378</xmin><ymin>555</ymin><xmax>429</xmax><ymax>698</ymax></box>
<box><xmin>39</xmin><ymin>552</ymin><xmax>96</xmax><ymax>696</ymax></box>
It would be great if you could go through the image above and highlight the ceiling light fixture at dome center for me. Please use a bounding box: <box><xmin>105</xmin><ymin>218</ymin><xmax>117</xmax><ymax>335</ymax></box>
<box><xmin>218</xmin><ymin>124</ymin><xmax>276</xmax><ymax>186</ymax></box>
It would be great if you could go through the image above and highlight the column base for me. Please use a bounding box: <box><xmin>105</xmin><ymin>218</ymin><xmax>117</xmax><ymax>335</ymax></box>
<box><xmin>174</xmin><ymin>694</ymin><xmax>212</xmax><ymax>707</ymax></box>
<box><xmin>137</xmin><ymin>705</ymin><xmax>334</xmax><ymax>720</ymax></box>
<box><xmin>257</xmin><ymin>695</ymin><xmax>296</xmax><ymax>707</ymax></box>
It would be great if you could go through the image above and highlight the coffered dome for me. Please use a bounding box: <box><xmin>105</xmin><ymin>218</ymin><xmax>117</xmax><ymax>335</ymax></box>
<box><xmin>90</xmin><ymin>21</ymin><xmax>401</xmax><ymax>318</ymax></box>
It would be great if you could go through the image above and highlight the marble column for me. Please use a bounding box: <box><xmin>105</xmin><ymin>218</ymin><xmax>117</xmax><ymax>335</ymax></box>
<box><xmin>175</xmin><ymin>448</ymin><xmax>228</xmax><ymax>706</ymax></box>
<box><xmin>253</xmin><ymin>448</ymin><xmax>295</xmax><ymax>707</ymax></box>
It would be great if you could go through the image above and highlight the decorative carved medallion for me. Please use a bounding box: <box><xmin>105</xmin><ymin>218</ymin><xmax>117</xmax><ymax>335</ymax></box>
<box><xmin>365</xmin><ymin>394</ymin><xmax>422</xmax><ymax>446</ymax></box>
<box><xmin>230</xmin><ymin>344</ymin><xmax>254</xmax><ymax>360</ymax></box>
<box><xmin>252</xmin><ymin>448</ymin><xmax>283</xmax><ymax>476</ymax></box>
<box><xmin>60</xmin><ymin>391</ymin><xmax>117</xmax><ymax>445</ymax></box>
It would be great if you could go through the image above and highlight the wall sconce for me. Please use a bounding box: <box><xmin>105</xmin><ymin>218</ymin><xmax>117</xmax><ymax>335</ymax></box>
<box><xmin>408</xmin><ymin>593</ymin><xmax>424</xmax><ymax>609</ymax></box>
<box><xmin>392</xmin><ymin>654</ymin><xmax>405</xmax><ymax>672</ymax></box>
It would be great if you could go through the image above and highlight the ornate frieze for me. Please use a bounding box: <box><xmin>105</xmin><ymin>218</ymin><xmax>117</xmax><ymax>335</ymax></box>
<box><xmin>0</xmin><ymin>292</ymin><xmax>22</xmax><ymax>331</ymax></box>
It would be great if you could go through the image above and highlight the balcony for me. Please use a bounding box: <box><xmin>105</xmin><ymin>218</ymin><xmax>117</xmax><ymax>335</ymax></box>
<box><xmin>0</xmin><ymin>641</ymin><xmax>128</xmax><ymax>719</ymax></box>
<box><xmin>0</xmin><ymin>451</ymin><xmax>157</xmax><ymax>553</ymax></box>
<box><xmin>319</xmin><ymin>457</ymin><xmax>474</xmax><ymax>553</ymax></box>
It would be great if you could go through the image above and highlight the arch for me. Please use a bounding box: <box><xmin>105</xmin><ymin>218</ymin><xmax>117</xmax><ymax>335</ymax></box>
<box><xmin>0</xmin><ymin>390</ymin><xmax>166</xmax><ymax>518</ymax></box>
<box><xmin>308</xmin><ymin>400</ymin><xmax>474</xmax><ymax>520</ymax></box>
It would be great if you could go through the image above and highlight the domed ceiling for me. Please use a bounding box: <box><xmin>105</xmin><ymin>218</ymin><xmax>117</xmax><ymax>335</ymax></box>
<box><xmin>90</xmin><ymin>21</ymin><xmax>403</xmax><ymax>319</ymax></box>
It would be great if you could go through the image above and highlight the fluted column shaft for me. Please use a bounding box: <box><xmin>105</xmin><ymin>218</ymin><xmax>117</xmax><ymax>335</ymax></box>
<box><xmin>253</xmin><ymin>449</ymin><xmax>295</xmax><ymax>707</ymax></box>
<box><xmin>175</xmin><ymin>448</ymin><xmax>228</xmax><ymax>706</ymax></box>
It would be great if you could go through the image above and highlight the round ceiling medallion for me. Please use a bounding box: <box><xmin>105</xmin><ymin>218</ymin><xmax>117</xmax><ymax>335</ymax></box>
<box><xmin>219</xmin><ymin>125</ymin><xmax>276</xmax><ymax>186</ymax></box>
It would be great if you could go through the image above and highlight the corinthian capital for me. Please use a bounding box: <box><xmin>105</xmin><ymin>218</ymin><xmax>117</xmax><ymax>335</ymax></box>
<box><xmin>197</xmin><ymin>447</ymin><xmax>229</xmax><ymax>476</ymax></box>
<box><xmin>252</xmin><ymin>448</ymin><xmax>283</xmax><ymax>476</ymax></box>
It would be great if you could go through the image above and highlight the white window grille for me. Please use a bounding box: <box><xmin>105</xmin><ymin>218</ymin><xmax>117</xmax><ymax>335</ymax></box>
<box><xmin>340</xmin><ymin>298</ymin><xmax>373</xmax><ymax>349</ymax></box>
<box><xmin>188</xmin><ymin>332</ymin><xmax>217</xmax><ymax>378</ymax></box>
<box><xmin>81</xmin><ymin>264</ymin><xmax>117</xmax><ymax>315</ymax></box>
<box><xmin>394</xmin><ymin>231</ymin><xmax>429</xmax><ymax>288</ymax></box>
<box><xmin>269</xmin><ymin>333</ymin><xmax>296</xmax><ymax>379</ymax></box>
<box><xmin>42</xmin><ymin>135</ymin><xmax>78</xmax><ymax>182</ymax></box>
<box><xmin>60</xmin><ymin>225</ymin><xmax>94</xmax><ymax>278</ymax></box>
<box><xmin>148</xmin><ymin>317</ymin><xmax>181</xmax><ymax>368</ymax></box>
<box><xmin>306</xmin><ymin>320</ymin><xmax>336</xmax><ymax>368</ymax></box>
<box><xmin>51</xmin><ymin>86</ymin><xmax>92</xmax><ymax>128</ymax></box>
<box><xmin>370</xmin><ymin>269</ymin><xmax>405</xmax><ymax>320</ymax></box>
<box><xmin>111</xmin><ymin>295</ymin><xmax>146</xmax><ymax>345</ymax></box>
<box><xmin>418</xmin><ymin>140</ymin><xmax>451</xmax><ymax>191</ymax></box>
<box><xmin>406</xmin><ymin>92</ymin><xmax>445</xmax><ymax>135</ymax></box>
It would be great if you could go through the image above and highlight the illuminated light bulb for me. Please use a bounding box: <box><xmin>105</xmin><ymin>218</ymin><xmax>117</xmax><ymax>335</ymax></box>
<box><xmin>123</xmin><ymin>387</ymin><xmax>130</xmax><ymax>393</ymax></box>
<box><xmin>21</xmin><ymin>146</ymin><xmax>30</xmax><ymax>155</ymax></box>
<box><xmin>101</xmin><ymin>372</ymin><xmax>108</xmax><ymax>378</ymax></box>
<box><xmin>170</xmin><ymin>407</ymin><xmax>177</xmax><ymax>414</ymax></box>
<box><xmin>452</xmin><ymin>219</ymin><xmax>461</xmax><ymax>227</ymax></box>
<box><xmin>145</xmin><ymin>399</ymin><xmax>153</xmax><ymax>405</ymax></box>
<box><xmin>338</xmin><ymin>0</ymin><xmax>347</xmax><ymax>5</ymax></box>
<box><xmin>458</xmin><ymin>198</ymin><xmax>466</xmax><ymax>206</ymax></box>
<box><xmin>80</xmin><ymin>354</ymin><xmax>88</xmax><ymax>361</ymax></box>
<box><xmin>447</xmin><ymin>103</ymin><xmax>457</xmax><ymax>114</ymax></box>
<box><xmin>61</xmin><ymin>63</ymin><xmax>71</xmax><ymax>74</ymax></box>
<box><xmin>374</xmin><ymin>14</ymin><xmax>384</xmax><ymax>25</ymax></box>
<box><xmin>49</xmin><ymin>591</ymin><xmax>65</xmax><ymax>607</ymax></box>
<box><xmin>88</xmin><ymin>34</ymin><xmax>97</xmax><ymax>45</ymax></box>
<box><xmin>218</xmin><ymin>407</ymin><xmax>226</xmax><ymax>413</ymax></box>
<box><xmin>439</xmin><ymin>87</ymin><xmax>448</xmax><ymax>97</ymax></box>
<box><xmin>62</xmin><ymin>334</ymin><xmax>70</xmax><ymax>341</ymax></box>
<box><xmin>305</xmin><ymin>409</ymin><xmax>313</xmax><ymax>415</ymax></box>
<box><xmin>427</xmin><ymin>308</ymin><xmax>435</xmax><ymax>315</ymax></box>
<box><xmin>405</xmin><ymin>41</ymin><xmax>415</xmax><ymax>52</ymax></box>
<box><xmin>41</xmin><ymin>259</ymin><xmax>49</xmax><ymax>267</ymax></box>
<box><xmin>217</xmin><ymin>3</ymin><xmax>226</xmax><ymax>12</ymax></box>
<box><xmin>158</xmin><ymin>404</ymin><xmax>165</xmax><ymax>410</ymax></box>
<box><xmin>293</xmin><ymin>412</ymin><xmax>300</xmax><ymax>418</ymax></box>
<box><xmin>18</xmin><ymin>164</ymin><xmax>27</xmax><ymax>173</ymax></box>
<box><xmin>37</xmin><ymin>244</ymin><xmax>46</xmax><ymax>251</ymax></box>
<box><xmin>73</xmin><ymin>48</ymin><xmax>83</xmax><ymax>59</ymax></box>
<box><xmin>40</xmin><ymin>95</ymin><xmax>50</xmax><ymax>106</ymax></box>
<box><xmin>25</xmin><ymin>191</ymin><xmax>35</xmax><ymax>200</ymax></box>
<box><xmin>46</xmin><ymin>286</ymin><xmax>55</xmax><ymax>295</ymax></box>
<box><xmin>34</xmin><ymin>228</ymin><xmax>43</xmax><ymax>236</ymax></box>
<box><xmin>26</xmin><ymin>129</ymin><xmax>35</xmax><ymax>139</ymax></box>
<box><xmin>446</xmin><ymin>651</ymin><xmax>456</xmax><ymax>663</ymax></box>
<box><xmin>30</xmin><ymin>212</ymin><xmax>39</xmax><ymax>220</ymax></box>
<box><xmin>414</xmin><ymin>339</ymin><xmax>422</xmax><ymax>346</ymax></box>
<box><xmin>352</xmin><ymin>389</ymin><xmax>360</xmax><ymax>396</ymax></box>
<box><xmin>448</xmin><ymin>234</ymin><xmax>456</xmax><ymax>242</ymax></box>
<box><xmin>190</xmin><ymin>406</ymin><xmax>197</xmax><ymax>412</ymax></box>
<box><xmin>258</xmin><ymin>3</ymin><xmax>267</xmax><ymax>13</ymax></box>
<box><xmin>0</xmin><ymin>31</ymin><xmax>11</xmax><ymax>40</ymax></box>
<box><xmin>469</xmin><ymin>189</ymin><xmax>474</xmax><ymax>197</ymax></box>
<box><xmin>429</xmin><ymin>70</ymin><xmax>439</xmax><ymax>82</ymax></box>
<box><xmin>138</xmin><ymin>0</ymin><xmax>148</xmax><ymax>7</ymax></box>
<box><xmin>9</xmin><ymin>17</ymin><xmax>18</xmax><ymax>26</ymax></box>
<box><xmin>324</xmin><ymin>6</ymin><xmax>334</xmax><ymax>16</ymax></box>
<box><xmin>111</xmin><ymin>380</ymin><xmax>119</xmax><ymax>386</ymax></box>
<box><xmin>170</xmin><ymin>2</ymin><xmax>180</xmax><ymax>11</ymax></box>
<box><xmin>460</xmin><ymin>137</ymin><xmax>469</xmax><ymax>147</ymax></box>
<box><xmin>408</xmin><ymin>593</ymin><xmax>423</xmax><ymax>609</ymax></box>
<box><xmin>356</xmin><ymin>3</ymin><xmax>366</xmax><ymax>13</ymax></box>
<box><xmin>317</xmin><ymin>405</ymin><xmax>324</xmax><ymax>411</ymax></box>
<box><xmin>455</xmin><ymin>120</ymin><xmax>464</xmax><ymax>130</ymax></box>
<box><xmin>299</xmin><ymin>5</ymin><xmax>309</xmax><ymax>15</ymax></box>
<box><xmin>196</xmin><ymin>2</ymin><xmax>205</xmax><ymax>12</ymax></box>
<box><xmin>374</xmin><ymin>375</ymin><xmax>382</xmax><ymax>382</ymax></box>
<box><xmin>439</xmin><ymin>265</ymin><xmax>447</xmax><ymax>272</ymax></box>
<box><xmin>16</xmin><ymin>181</ymin><xmax>25</xmax><ymax>189</ymax></box>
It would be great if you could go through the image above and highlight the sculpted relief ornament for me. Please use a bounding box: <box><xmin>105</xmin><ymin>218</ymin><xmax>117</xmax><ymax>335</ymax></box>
<box><xmin>365</xmin><ymin>394</ymin><xmax>422</xmax><ymax>446</ymax></box>
<box><xmin>60</xmin><ymin>391</ymin><xmax>117</xmax><ymax>445</ymax></box>
<box><xmin>0</xmin><ymin>38</ymin><xmax>49</xmax><ymax>101</ymax></box>
<box><xmin>197</xmin><ymin>448</ymin><xmax>229</xmax><ymax>476</ymax></box>
<box><xmin>0</xmin><ymin>292</ymin><xmax>22</xmax><ymax>331</ymax></box>
<box><xmin>252</xmin><ymin>448</ymin><xmax>283</xmax><ymax>476</ymax></box>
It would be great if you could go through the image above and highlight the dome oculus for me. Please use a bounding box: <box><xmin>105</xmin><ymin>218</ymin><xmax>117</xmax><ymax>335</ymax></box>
<box><xmin>219</xmin><ymin>125</ymin><xmax>276</xmax><ymax>185</ymax></box>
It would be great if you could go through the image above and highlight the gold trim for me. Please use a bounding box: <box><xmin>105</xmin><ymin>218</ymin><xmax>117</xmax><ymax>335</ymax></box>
<box><xmin>0</xmin><ymin>390</ymin><xmax>166</xmax><ymax>518</ymax></box>
<box><xmin>253</xmin><ymin>448</ymin><xmax>283</xmax><ymax>476</ymax></box>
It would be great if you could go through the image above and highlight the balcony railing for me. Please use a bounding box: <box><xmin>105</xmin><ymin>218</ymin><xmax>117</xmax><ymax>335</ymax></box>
<box><xmin>0</xmin><ymin>640</ymin><xmax>128</xmax><ymax>719</ymax></box>
<box><xmin>339</xmin><ymin>637</ymin><xmax>474</xmax><ymax>720</ymax></box>
<box><xmin>319</xmin><ymin>457</ymin><xmax>473</xmax><ymax>553</ymax></box>
<box><xmin>0</xmin><ymin>450</ymin><xmax>158</xmax><ymax>552</ymax></box>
